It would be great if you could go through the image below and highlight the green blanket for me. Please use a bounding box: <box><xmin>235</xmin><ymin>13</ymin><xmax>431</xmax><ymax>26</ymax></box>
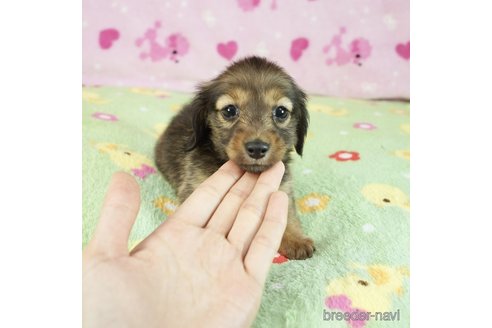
<box><xmin>83</xmin><ymin>86</ymin><xmax>410</xmax><ymax>328</ymax></box>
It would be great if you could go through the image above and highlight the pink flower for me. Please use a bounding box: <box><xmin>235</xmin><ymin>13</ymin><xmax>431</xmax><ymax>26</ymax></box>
<box><xmin>326</xmin><ymin>295</ymin><xmax>368</xmax><ymax>328</ymax></box>
<box><xmin>132</xmin><ymin>164</ymin><xmax>156</xmax><ymax>179</ymax></box>
<box><xmin>353</xmin><ymin>122</ymin><xmax>376</xmax><ymax>130</ymax></box>
<box><xmin>92</xmin><ymin>112</ymin><xmax>118</xmax><ymax>122</ymax></box>
<box><xmin>329</xmin><ymin>151</ymin><xmax>360</xmax><ymax>162</ymax></box>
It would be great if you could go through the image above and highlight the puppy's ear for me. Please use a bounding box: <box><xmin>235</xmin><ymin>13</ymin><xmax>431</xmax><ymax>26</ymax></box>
<box><xmin>186</xmin><ymin>83</ymin><xmax>212</xmax><ymax>151</ymax></box>
<box><xmin>294</xmin><ymin>88</ymin><xmax>309</xmax><ymax>156</ymax></box>
<box><xmin>186</xmin><ymin>105</ymin><xmax>208</xmax><ymax>151</ymax></box>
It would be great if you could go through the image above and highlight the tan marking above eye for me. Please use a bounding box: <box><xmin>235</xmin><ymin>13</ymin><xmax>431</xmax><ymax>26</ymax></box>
<box><xmin>230</xmin><ymin>88</ymin><xmax>249</xmax><ymax>105</ymax></box>
<box><xmin>277</xmin><ymin>96</ymin><xmax>293</xmax><ymax>111</ymax></box>
<box><xmin>216</xmin><ymin>94</ymin><xmax>235</xmax><ymax>110</ymax></box>
<box><xmin>264</xmin><ymin>89</ymin><xmax>284</xmax><ymax>108</ymax></box>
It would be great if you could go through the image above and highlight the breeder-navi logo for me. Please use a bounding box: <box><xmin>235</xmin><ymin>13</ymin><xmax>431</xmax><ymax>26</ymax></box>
<box><xmin>323</xmin><ymin>264</ymin><xmax>409</xmax><ymax>327</ymax></box>
<box><xmin>323</xmin><ymin>308</ymin><xmax>401</xmax><ymax>323</ymax></box>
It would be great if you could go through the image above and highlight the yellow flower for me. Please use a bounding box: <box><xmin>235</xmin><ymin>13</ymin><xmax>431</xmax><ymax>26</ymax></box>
<box><xmin>390</xmin><ymin>108</ymin><xmax>409</xmax><ymax>116</ymax></box>
<box><xmin>361</xmin><ymin>184</ymin><xmax>410</xmax><ymax>210</ymax></box>
<box><xmin>297</xmin><ymin>193</ymin><xmax>330</xmax><ymax>213</ymax></box>
<box><xmin>308</xmin><ymin>103</ymin><xmax>349</xmax><ymax>116</ymax></box>
<box><xmin>94</xmin><ymin>142</ymin><xmax>154</xmax><ymax>171</ymax></box>
<box><xmin>400</xmin><ymin>123</ymin><xmax>410</xmax><ymax>134</ymax></box>
<box><xmin>82</xmin><ymin>90</ymin><xmax>108</xmax><ymax>104</ymax></box>
<box><xmin>130</xmin><ymin>87</ymin><xmax>169</xmax><ymax>98</ymax></box>
<box><xmin>170</xmin><ymin>104</ymin><xmax>184</xmax><ymax>112</ymax></box>
<box><xmin>394</xmin><ymin>150</ymin><xmax>410</xmax><ymax>160</ymax></box>
<box><xmin>153</xmin><ymin>123</ymin><xmax>168</xmax><ymax>138</ymax></box>
<box><xmin>154</xmin><ymin>196</ymin><xmax>178</xmax><ymax>216</ymax></box>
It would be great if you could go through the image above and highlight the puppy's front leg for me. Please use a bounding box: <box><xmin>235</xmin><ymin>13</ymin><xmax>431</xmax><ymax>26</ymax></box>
<box><xmin>278</xmin><ymin>181</ymin><xmax>315</xmax><ymax>260</ymax></box>
<box><xmin>175</xmin><ymin>165</ymin><xmax>214</xmax><ymax>204</ymax></box>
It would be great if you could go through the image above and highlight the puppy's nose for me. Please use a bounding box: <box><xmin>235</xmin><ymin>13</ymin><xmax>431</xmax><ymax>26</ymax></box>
<box><xmin>245</xmin><ymin>140</ymin><xmax>270</xmax><ymax>159</ymax></box>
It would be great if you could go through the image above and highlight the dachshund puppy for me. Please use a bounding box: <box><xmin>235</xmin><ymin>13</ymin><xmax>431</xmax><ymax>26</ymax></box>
<box><xmin>155</xmin><ymin>56</ymin><xmax>314</xmax><ymax>259</ymax></box>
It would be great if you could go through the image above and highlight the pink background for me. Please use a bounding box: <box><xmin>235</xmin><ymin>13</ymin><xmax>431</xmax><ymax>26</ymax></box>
<box><xmin>83</xmin><ymin>0</ymin><xmax>409</xmax><ymax>99</ymax></box>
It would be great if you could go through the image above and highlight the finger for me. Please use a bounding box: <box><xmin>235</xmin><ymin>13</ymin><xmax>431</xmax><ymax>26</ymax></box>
<box><xmin>227</xmin><ymin>161</ymin><xmax>285</xmax><ymax>257</ymax></box>
<box><xmin>244</xmin><ymin>191</ymin><xmax>288</xmax><ymax>285</ymax></box>
<box><xmin>89</xmin><ymin>172</ymin><xmax>141</xmax><ymax>257</ymax></box>
<box><xmin>206</xmin><ymin>172</ymin><xmax>258</xmax><ymax>235</ymax></box>
<box><xmin>171</xmin><ymin>161</ymin><xmax>243</xmax><ymax>227</ymax></box>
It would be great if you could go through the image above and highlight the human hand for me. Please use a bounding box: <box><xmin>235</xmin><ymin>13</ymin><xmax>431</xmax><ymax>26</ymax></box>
<box><xmin>83</xmin><ymin>161</ymin><xmax>288</xmax><ymax>328</ymax></box>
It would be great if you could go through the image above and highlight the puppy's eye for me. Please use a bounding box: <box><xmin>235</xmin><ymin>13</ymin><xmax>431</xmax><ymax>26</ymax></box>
<box><xmin>273</xmin><ymin>106</ymin><xmax>289</xmax><ymax>121</ymax></box>
<box><xmin>221</xmin><ymin>105</ymin><xmax>239</xmax><ymax>120</ymax></box>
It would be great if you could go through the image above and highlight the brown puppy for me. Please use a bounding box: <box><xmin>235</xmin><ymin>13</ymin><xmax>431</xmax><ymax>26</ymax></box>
<box><xmin>155</xmin><ymin>56</ymin><xmax>314</xmax><ymax>259</ymax></box>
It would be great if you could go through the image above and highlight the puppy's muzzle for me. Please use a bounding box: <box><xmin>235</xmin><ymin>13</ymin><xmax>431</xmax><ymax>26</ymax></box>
<box><xmin>245</xmin><ymin>140</ymin><xmax>270</xmax><ymax>159</ymax></box>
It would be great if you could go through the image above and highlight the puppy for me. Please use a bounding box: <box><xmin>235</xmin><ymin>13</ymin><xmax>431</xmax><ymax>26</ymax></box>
<box><xmin>155</xmin><ymin>56</ymin><xmax>314</xmax><ymax>259</ymax></box>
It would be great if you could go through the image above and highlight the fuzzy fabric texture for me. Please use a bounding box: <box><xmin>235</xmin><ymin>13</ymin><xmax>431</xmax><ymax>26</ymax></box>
<box><xmin>83</xmin><ymin>0</ymin><xmax>410</xmax><ymax>99</ymax></box>
<box><xmin>83</xmin><ymin>86</ymin><xmax>410</xmax><ymax>328</ymax></box>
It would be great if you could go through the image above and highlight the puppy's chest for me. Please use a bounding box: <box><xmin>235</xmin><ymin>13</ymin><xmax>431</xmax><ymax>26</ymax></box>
<box><xmin>184</xmin><ymin>149</ymin><xmax>225</xmax><ymax>181</ymax></box>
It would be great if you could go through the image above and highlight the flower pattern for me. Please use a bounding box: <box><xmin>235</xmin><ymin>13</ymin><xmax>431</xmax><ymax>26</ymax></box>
<box><xmin>83</xmin><ymin>86</ymin><xmax>410</xmax><ymax>327</ymax></box>
<box><xmin>131</xmin><ymin>164</ymin><xmax>156</xmax><ymax>179</ymax></box>
<box><xmin>400</xmin><ymin>123</ymin><xmax>410</xmax><ymax>134</ymax></box>
<box><xmin>329</xmin><ymin>151</ymin><xmax>360</xmax><ymax>162</ymax></box>
<box><xmin>353</xmin><ymin>122</ymin><xmax>376</xmax><ymax>130</ymax></box>
<box><xmin>83</xmin><ymin>90</ymin><xmax>109</xmax><ymax>104</ymax></box>
<box><xmin>154</xmin><ymin>196</ymin><xmax>178</xmax><ymax>216</ymax></box>
<box><xmin>394</xmin><ymin>149</ymin><xmax>410</xmax><ymax>160</ymax></box>
<box><xmin>308</xmin><ymin>103</ymin><xmax>349</xmax><ymax>116</ymax></box>
<box><xmin>91</xmin><ymin>112</ymin><xmax>118</xmax><ymax>121</ymax></box>
<box><xmin>297</xmin><ymin>193</ymin><xmax>330</xmax><ymax>213</ymax></box>
<box><xmin>273</xmin><ymin>253</ymin><xmax>288</xmax><ymax>264</ymax></box>
<box><xmin>130</xmin><ymin>87</ymin><xmax>170</xmax><ymax>98</ymax></box>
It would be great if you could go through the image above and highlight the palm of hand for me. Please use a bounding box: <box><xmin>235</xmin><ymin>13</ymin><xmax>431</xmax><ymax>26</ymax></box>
<box><xmin>83</xmin><ymin>162</ymin><xmax>288</xmax><ymax>328</ymax></box>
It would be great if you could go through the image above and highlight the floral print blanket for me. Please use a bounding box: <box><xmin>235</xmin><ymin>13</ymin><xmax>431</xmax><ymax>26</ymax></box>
<box><xmin>83</xmin><ymin>86</ymin><xmax>410</xmax><ymax>327</ymax></box>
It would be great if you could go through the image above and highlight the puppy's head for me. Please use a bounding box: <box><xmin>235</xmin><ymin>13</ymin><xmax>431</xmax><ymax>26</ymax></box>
<box><xmin>188</xmin><ymin>56</ymin><xmax>308</xmax><ymax>173</ymax></box>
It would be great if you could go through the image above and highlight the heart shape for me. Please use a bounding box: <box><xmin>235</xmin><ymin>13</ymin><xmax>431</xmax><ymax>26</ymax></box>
<box><xmin>217</xmin><ymin>41</ymin><xmax>238</xmax><ymax>61</ymax></box>
<box><xmin>99</xmin><ymin>28</ymin><xmax>120</xmax><ymax>50</ymax></box>
<box><xmin>290</xmin><ymin>37</ymin><xmax>309</xmax><ymax>61</ymax></box>
<box><xmin>395</xmin><ymin>41</ymin><xmax>410</xmax><ymax>60</ymax></box>
<box><xmin>237</xmin><ymin>0</ymin><xmax>261</xmax><ymax>11</ymax></box>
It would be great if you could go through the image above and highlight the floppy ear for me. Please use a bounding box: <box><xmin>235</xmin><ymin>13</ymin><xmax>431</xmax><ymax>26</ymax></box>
<box><xmin>294</xmin><ymin>88</ymin><xmax>309</xmax><ymax>156</ymax></box>
<box><xmin>186</xmin><ymin>105</ymin><xmax>208</xmax><ymax>151</ymax></box>
<box><xmin>186</xmin><ymin>84</ymin><xmax>212</xmax><ymax>151</ymax></box>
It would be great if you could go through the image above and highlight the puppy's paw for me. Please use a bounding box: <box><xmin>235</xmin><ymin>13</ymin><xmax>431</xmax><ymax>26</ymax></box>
<box><xmin>279</xmin><ymin>236</ymin><xmax>315</xmax><ymax>260</ymax></box>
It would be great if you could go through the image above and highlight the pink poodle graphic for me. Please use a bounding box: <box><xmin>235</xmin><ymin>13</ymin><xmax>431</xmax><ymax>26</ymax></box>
<box><xmin>323</xmin><ymin>27</ymin><xmax>372</xmax><ymax>66</ymax></box>
<box><xmin>237</xmin><ymin>0</ymin><xmax>317</xmax><ymax>11</ymax></box>
<box><xmin>135</xmin><ymin>21</ymin><xmax>190</xmax><ymax>63</ymax></box>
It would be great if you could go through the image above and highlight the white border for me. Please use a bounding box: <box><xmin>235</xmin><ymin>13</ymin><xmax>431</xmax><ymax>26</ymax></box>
<box><xmin>0</xmin><ymin>0</ymin><xmax>81</xmax><ymax>326</ymax></box>
<box><xmin>2</xmin><ymin>0</ymin><xmax>492</xmax><ymax>326</ymax></box>
<box><xmin>412</xmin><ymin>1</ymin><xmax>492</xmax><ymax>327</ymax></box>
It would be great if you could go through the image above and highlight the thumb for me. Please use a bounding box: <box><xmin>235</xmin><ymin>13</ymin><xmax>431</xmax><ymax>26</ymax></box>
<box><xmin>88</xmin><ymin>172</ymin><xmax>141</xmax><ymax>257</ymax></box>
